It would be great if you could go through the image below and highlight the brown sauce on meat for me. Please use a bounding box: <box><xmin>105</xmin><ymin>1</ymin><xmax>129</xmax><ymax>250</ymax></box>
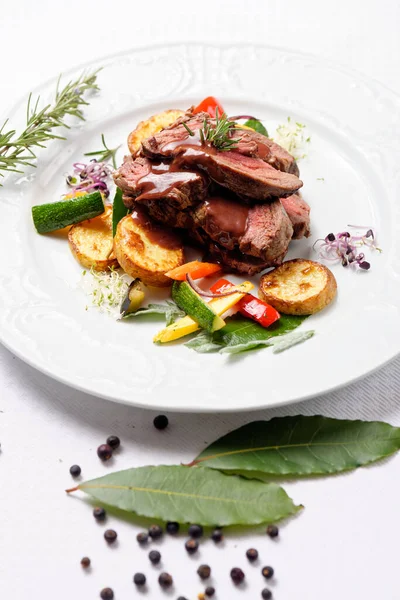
<box><xmin>136</xmin><ymin>161</ymin><xmax>200</xmax><ymax>202</ymax></box>
<box><xmin>204</xmin><ymin>196</ymin><xmax>249</xmax><ymax>239</ymax></box>
<box><xmin>131</xmin><ymin>208</ymin><xmax>181</xmax><ymax>250</ymax></box>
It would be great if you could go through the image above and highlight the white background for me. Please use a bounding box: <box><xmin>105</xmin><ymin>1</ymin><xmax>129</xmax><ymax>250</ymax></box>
<box><xmin>1</xmin><ymin>2</ymin><xmax>400</xmax><ymax>599</ymax></box>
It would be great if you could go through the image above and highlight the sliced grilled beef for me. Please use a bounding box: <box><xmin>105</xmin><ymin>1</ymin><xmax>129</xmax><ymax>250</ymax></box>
<box><xmin>239</xmin><ymin>201</ymin><xmax>293</xmax><ymax>262</ymax></box>
<box><xmin>204</xmin><ymin>242</ymin><xmax>272</xmax><ymax>276</ymax></box>
<box><xmin>141</xmin><ymin>116</ymin><xmax>302</xmax><ymax>200</ymax></box>
<box><xmin>234</xmin><ymin>129</ymin><xmax>299</xmax><ymax>176</ymax></box>
<box><xmin>113</xmin><ymin>155</ymin><xmax>208</xmax><ymax>210</ymax></box>
<box><xmin>150</xmin><ymin>113</ymin><xmax>299</xmax><ymax>175</ymax></box>
<box><xmin>143</xmin><ymin>199</ymin><xmax>194</xmax><ymax>229</ymax></box>
<box><xmin>142</xmin><ymin>113</ymin><xmax>206</xmax><ymax>157</ymax></box>
<box><xmin>192</xmin><ymin>196</ymin><xmax>248</xmax><ymax>251</ymax></box>
<box><xmin>193</xmin><ymin>197</ymin><xmax>293</xmax><ymax>262</ymax></box>
<box><xmin>280</xmin><ymin>193</ymin><xmax>311</xmax><ymax>239</ymax></box>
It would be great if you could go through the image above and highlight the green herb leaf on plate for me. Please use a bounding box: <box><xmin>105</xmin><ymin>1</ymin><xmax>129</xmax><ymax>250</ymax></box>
<box><xmin>271</xmin><ymin>330</ymin><xmax>315</xmax><ymax>354</ymax></box>
<box><xmin>187</xmin><ymin>314</ymin><xmax>308</xmax><ymax>355</ymax></box>
<box><xmin>190</xmin><ymin>416</ymin><xmax>400</xmax><ymax>476</ymax></box>
<box><xmin>67</xmin><ymin>465</ymin><xmax>301</xmax><ymax>526</ymax></box>
<box><xmin>112</xmin><ymin>187</ymin><xmax>128</xmax><ymax>237</ymax></box>
<box><xmin>124</xmin><ymin>301</ymin><xmax>184</xmax><ymax>326</ymax></box>
<box><xmin>184</xmin><ymin>330</ymin><xmax>222</xmax><ymax>353</ymax></box>
<box><xmin>244</xmin><ymin>118</ymin><xmax>268</xmax><ymax>137</ymax></box>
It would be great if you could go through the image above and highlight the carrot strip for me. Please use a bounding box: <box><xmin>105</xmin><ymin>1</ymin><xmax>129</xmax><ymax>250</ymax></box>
<box><xmin>165</xmin><ymin>261</ymin><xmax>221</xmax><ymax>281</ymax></box>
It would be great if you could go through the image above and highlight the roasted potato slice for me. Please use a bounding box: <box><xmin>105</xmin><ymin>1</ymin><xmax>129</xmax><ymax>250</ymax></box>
<box><xmin>259</xmin><ymin>259</ymin><xmax>337</xmax><ymax>315</ymax></box>
<box><xmin>114</xmin><ymin>214</ymin><xmax>184</xmax><ymax>287</ymax></box>
<box><xmin>128</xmin><ymin>109</ymin><xmax>185</xmax><ymax>155</ymax></box>
<box><xmin>68</xmin><ymin>206</ymin><xmax>118</xmax><ymax>271</ymax></box>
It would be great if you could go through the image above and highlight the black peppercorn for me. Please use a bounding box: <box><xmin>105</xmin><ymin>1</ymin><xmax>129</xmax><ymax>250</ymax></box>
<box><xmin>148</xmin><ymin>524</ymin><xmax>163</xmax><ymax>539</ymax></box>
<box><xmin>80</xmin><ymin>556</ymin><xmax>91</xmax><ymax>568</ymax></box>
<box><xmin>261</xmin><ymin>566</ymin><xmax>274</xmax><ymax>579</ymax></box>
<box><xmin>106</xmin><ymin>435</ymin><xmax>120</xmax><ymax>450</ymax></box>
<box><xmin>133</xmin><ymin>573</ymin><xmax>146</xmax><ymax>586</ymax></box>
<box><xmin>104</xmin><ymin>529</ymin><xmax>117</xmax><ymax>544</ymax></box>
<box><xmin>97</xmin><ymin>443</ymin><xmax>113</xmax><ymax>461</ymax></box>
<box><xmin>211</xmin><ymin>528</ymin><xmax>223</xmax><ymax>543</ymax></box>
<box><xmin>205</xmin><ymin>587</ymin><xmax>215</xmax><ymax>597</ymax></box>
<box><xmin>149</xmin><ymin>550</ymin><xmax>161</xmax><ymax>564</ymax></box>
<box><xmin>246</xmin><ymin>548</ymin><xmax>259</xmax><ymax>562</ymax></box>
<box><xmin>185</xmin><ymin>538</ymin><xmax>199</xmax><ymax>554</ymax></box>
<box><xmin>230</xmin><ymin>567</ymin><xmax>245</xmax><ymax>584</ymax></box>
<box><xmin>158</xmin><ymin>572</ymin><xmax>173</xmax><ymax>588</ymax></box>
<box><xmin>177</xmin><ymin>597</ymin><xmax>188</xmax><ymax>600</ymax></box>
<box><xmin>93</xmin><ymin>506</ymin><xmax>106</xmax><ymax>521</ymax></box>
<box><xmin>136</xmin><ymin>531</ymin><xmax>149</xmax><ymax>545</ymax></box>
<box><xmin>100</xmin><ymin>588</ymin><xmax>114</xmax><ymax>600</ymax></box>
<box><xmin>188</xmin><ymin>524</ymin><xmax>203</xmax><ymax>538</ymax></box>
<box><xmin>197</xmin><ymin>564</ymin><xmax>211</xmax><ymax>579</ymax></box>
<box><xmin>166</xmin><ymin>521</ymin><xmax>180</xmax><ymax>534</ymax></box>
<box><xmin>266</xmin><ymin>524</ymin><xmax>279</xmax><ymax>538</ymax></box>
<box><xmin>69</xmin><ymin>464</ymin><xmax>81</xmax><ymax>477</ymax></box>
<box><xmin>153</xmin><ymin>415</ymin><xmax>169</xmax><ymax>430</ymax></box>
<box><xmin>262</xmin><ymin>589</ymin><xmax>273</xmax><ymax>599</ymax></box>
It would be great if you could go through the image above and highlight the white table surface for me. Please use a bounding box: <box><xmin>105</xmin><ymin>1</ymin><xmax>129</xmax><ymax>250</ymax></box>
<box><xmin>1</xmin><ymin>2</ymin><xmax>400</xmax><ymax>599</ymax></box>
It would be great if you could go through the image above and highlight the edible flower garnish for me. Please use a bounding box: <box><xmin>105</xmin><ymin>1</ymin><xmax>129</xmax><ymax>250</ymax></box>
<box><xmin>66</xmin><ymin>159</ymin><xmax>112</xmax><ymax>197</ymax></box>
<box><xmin>313</xmin><ymin>226</ymin><xmax>381</xmax><ymax>270</ymax></box>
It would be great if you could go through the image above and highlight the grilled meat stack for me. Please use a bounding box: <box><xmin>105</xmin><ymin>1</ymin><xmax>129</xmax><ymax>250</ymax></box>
<box><xmin>114</xmin><ymin>112</ymin><xmax>310</xmax><ymax>275</ymax></box>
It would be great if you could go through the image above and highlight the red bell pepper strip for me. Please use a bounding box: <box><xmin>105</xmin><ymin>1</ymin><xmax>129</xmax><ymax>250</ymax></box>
<box><xmin>210</xmin><ymin>278</ymin><xmax>280</xmax><ymax>328</ymax></box>
<box><xmin>193</xmin><ymin>96</ymin><xmax>225</xmax><ymax>118</ymax></box>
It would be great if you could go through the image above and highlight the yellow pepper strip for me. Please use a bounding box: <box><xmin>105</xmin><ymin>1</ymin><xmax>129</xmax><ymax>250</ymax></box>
<box><xmin>154</xmin><ymin>281</ymin><xmax>254</xmax><ymax>344</ymax></box>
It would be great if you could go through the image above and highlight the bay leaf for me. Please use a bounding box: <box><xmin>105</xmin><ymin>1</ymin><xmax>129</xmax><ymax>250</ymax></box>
<box><xmin>191</xmin><ymin>416</ymin><xmax>400</xmax><ymax>476</ymax></box>
<box><xmin>68</xmin><ymin>465</ymin><xmax>301</xmax><ymax>525</ymax></box>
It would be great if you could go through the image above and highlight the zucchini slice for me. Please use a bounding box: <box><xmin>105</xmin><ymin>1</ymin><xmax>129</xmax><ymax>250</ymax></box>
<box><xmin>32</xmin><ymin>191</ymin><xmax>104</xmax><ymax>234</ymax></box>
<box><xmin>172</xmin><ymin>281</ymin><xmax>225</xmax><ymax>333</ymax></box>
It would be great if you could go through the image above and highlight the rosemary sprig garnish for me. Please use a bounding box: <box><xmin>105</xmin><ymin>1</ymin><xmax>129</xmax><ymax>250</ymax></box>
<box><xmin>182</xmin><ymin>122</ymin><xmax>195</xmax><ymax>137</ymax></box>
<box><xmin>200</xmin><ymin>107</ymin><xmax>241</xmax><ymax>151</ymax></box>
<box><xmin>84</xmin><ymin>133</ymin><xmax>121</xmax><ymax>169</ymax></box>
<box><xmin>0</xmin><ymin>69</ymin><xmax>101</xmax><ymax>184</ymax></box>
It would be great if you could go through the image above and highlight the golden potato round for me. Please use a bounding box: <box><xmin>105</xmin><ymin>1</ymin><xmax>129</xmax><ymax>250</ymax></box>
<box><xmin>68</xmin><ymin>206</ymin><xmax>119</xmax><ymax>271</ymax></box>
<box><xmin>114</xmin><ymin>214</ymin><xmax>184</xmax><ymax>287</ymax></box>
<box><xmin>259</xmin><ymin>259</ymin><xmax>337</xmax><ymax>315</ymax></box>
<box><xmin>128</xmin><ymin>109</ymin><xmax>185</xmax><ymax>155</ymax></box>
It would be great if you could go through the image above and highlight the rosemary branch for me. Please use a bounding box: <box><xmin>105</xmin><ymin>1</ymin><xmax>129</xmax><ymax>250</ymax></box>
<box><xmin>0</xmin><ymin>69</ymin><xmax>101</xmax><ymax>183</ymax></box>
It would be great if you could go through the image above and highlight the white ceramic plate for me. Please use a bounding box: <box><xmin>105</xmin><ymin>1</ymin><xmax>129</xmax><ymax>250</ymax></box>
<box><xmin>0</xmin><ymin>43</ymin><xmax>399</xmax><ymax>412</ymax></box>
